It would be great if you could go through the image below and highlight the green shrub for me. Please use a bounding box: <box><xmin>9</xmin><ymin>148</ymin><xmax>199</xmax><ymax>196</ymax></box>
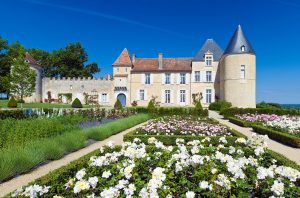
<box><xmin>209</xmin><ymin>100</ymin><xmax>232</xmax><ymax>111</ymax></box>
<box><xmin>71</xmin><ymin>98</ymin><xmax>83</xmax><ymax>108</ymax></box>
<box><xmin>147</xmin><ymin>99</ymin><xmax>156</xmax><ymax>114</ymax></box>
<box><xmin>228</xmin><ymin>117</ymin><xmax>253</xmax><ymax>127</ymax></box>
<box><xmin>220</xmin><ymin>107</ymin><xmax>300</xmax><ymax>118</ymax></box>
<box><xmin>0</xmin><ymin>110</ymin><xmax>26</xmax><ymax>120</ymax></box>
<box><xmin>256</xmin><ymin>101</ymin><xmax>282</xmax><ymax>109</ymax></box>
<box><xmin>252</xmin><ymin>125</ymin><xmax>300</xmax><ymax>148</ymax></box>
<box><xmin>7</xmin><ymin>97</ymin><xmax>17</xmax><ymax>108</ymax></box>
<box><xmin>114</xmin><ymin>99</ymin><xmax>123</xmax><ymax>110</ymax></box>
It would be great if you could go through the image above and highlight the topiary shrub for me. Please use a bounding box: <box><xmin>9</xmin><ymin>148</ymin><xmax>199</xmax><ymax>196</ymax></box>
<box><xmin>71</xmin><ymin>98</ymin><xmax>83</xmax><ymax>108</ymax></box>
<box><xmin>209</xmin><ymin>100</ymin><xmax>232</xmax><ymax>111</ymax></box>
<box><xmin>147</xmin><ymin>99</ymin><xmax>156</xmax><ymax>114</ymax></box>
<box><xmin>114</xmin><ymin>99</ymin><xmax>123</xmax><ymax>110</ymax></box>
<box><xmin>7</xmin><ymin>96</ymin><xmax>17</xmax><ymax>108</ymax></box>
<box><xmin>194</xmin><ymin>101</ymin><xmax>204</xmax><ymax>114</ymax></box>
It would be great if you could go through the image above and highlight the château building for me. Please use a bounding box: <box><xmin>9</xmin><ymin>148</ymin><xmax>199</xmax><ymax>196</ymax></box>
<box><xmin>26</xmin><ymin>25</ymin><xmax>256</xmax><ymax>108</ymax></box>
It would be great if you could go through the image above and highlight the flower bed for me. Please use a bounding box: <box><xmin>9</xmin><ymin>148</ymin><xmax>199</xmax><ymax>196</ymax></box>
<box><xmin>12</xmin><ymin>135</ymin><xmax>300</xmax><ymax>197</ymax></box>
<box><xmin>135</xmin><ymin>116</ymin><xmax>232</xmax><ymax>137</ymax></box>
<box><xmin>124</xmin><ymin>116</ymin><xmax>242</xmax><ymax>145</ymax></box>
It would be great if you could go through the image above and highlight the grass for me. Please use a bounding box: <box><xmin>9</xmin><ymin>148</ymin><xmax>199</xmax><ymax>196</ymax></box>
<box><xmin>0</xmin><ymin>113</ymin><xmax>151</xmax><ymax>182</ymax></box>
<box><xmin>0</xmin><ymin>99</ymin><xmax>93</xmax><ymax>109</ymax></box>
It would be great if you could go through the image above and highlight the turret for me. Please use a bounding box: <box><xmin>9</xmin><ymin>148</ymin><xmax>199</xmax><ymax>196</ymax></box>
<box><xmin>220</xmin><ymin>25</ymin><xmax>256</xmax><ymax>108</ymax></box>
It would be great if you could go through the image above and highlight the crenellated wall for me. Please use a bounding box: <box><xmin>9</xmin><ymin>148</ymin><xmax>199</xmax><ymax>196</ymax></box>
<box><xmin>42</xmin><ymin>77</ymin><xmax>114</xmax><ymax>106</ymax></box>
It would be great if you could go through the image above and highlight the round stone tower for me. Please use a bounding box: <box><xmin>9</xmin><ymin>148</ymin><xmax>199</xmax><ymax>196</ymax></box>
<box><xmin>220</xmin><ymin>25</ymin><xmax>256</xmax><ymax>108</ymax></box>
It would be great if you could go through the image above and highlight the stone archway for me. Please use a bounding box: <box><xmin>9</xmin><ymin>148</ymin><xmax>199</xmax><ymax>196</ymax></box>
<box><xmin>117</xmin><ymin>93</ymin><xmax>126</xmax><ymax>107</ymax></box>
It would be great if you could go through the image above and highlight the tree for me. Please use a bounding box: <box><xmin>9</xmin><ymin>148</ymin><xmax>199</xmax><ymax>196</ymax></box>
<box><xmin>10</xmin><ymin>56</ymin><xmax>36</xmax><ymax>102</ymax></box>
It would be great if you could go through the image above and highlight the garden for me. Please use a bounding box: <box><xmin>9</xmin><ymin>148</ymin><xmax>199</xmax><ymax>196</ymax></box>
<box><xmin>8</xmin><ymin>113</ymin><xmax>300</xmax><ymax>197</ymax></box>
<box><xmin>0</xmin><ymin>106</ymin><xmax>150</xmax><ymax>183</ymax></box>
<box><xmin>221</xmin><ymin>107</ymin><xmax>300</xmax><ymax>148</ymax></box>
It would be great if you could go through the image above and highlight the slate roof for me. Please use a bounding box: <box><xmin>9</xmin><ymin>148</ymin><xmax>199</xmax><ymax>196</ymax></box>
<box><xmin>113</xmin><ymin>48</ymin><xmax>133</xmax><ymax>67</ymax></box>
<box><xmin>193</xmin><ymin>39</ymin><xmax>223</xmax><ymax>61</ymax></box>
<box><xmin>224</xmin><ymin>25</ymin><xmax>255</xmax><ymax>55</ymax></box>
<box><xmin>131</xmin><ymin>58</ymin><xmax>192</xmax><ymax>72</ymax></box>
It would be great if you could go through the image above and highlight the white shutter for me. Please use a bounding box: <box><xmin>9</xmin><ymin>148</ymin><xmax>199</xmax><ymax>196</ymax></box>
<box><xmin>186</xmin><ymin>73</ymin><xmax>189</xmax><ymax>84</ymax></box>
<box><xmin>141</xmin><ymin>74</ymin><xmax>145</xmax><ymax>84</ymax></box>
<box><xmin>162</xmin><ymin>74</ymin><xmax>165</xmax><ymax>84</ymax></box>
<box><xmin>170</xmin><ymin>90</ymin><xmax>174</xmax><ymax>103</ymax></box>
<box><xmin>212</xmin><ymin>89</ymin><xmax>215</xmax><ymax>103</ymax></box>
<box><xmin>203</xmin><ymin>89</ymin><xmax>207</xmax><ymax>104</ymax></box>
<box><xmin>150</xmin><ymin>73</ymin><xmax>153</xmax><ymax>84</ymax></box>
<box><xmin>177</xmin><ymin>90</ymin><xmax>180</xmax><ymax>104</ymax></box>
<box><xmin>212</xmin><ymin>71</ymin><xmax>216</xmax><ymax>82</ymax></box>
<box><xmin>161</xmin><ymin>90</ymin><xmax>164</xmax><ymax>104</ymax></box>
<box><xmin>107</xmin><ymin>93</ymin><xmax>109</xmax><ymax>103</ymax></box>
<box><xmin>145</xmin><ymin>90</ymin><xmax>148</xmax><ymax>100</ymax></box>
<box><xmin>136</xmin><ymin>90</ymin><xmax>140</xmax><ymax>100</ymax></box>
<box><xmin>186</xmin><ymin>90</ymin><xmax>189</xmax><ymax>105</ymax></box>
<box><xmin>191</xmin><ymin>71</ymin><xmax>195</xmax><ymax>82</ymax></box>
<box><xmin>177</xmin><ymin>73</ymin><xmax>180</xmax><ymax>84</ymax></box>
<box><xmin>170</xmin><ymin>73</ymin><xmax>173</xmax><ymax>84</ymax></box>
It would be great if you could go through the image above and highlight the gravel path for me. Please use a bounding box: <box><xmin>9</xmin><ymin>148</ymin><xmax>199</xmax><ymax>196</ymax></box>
<box><xmin>209</xmin><ymin>110</ymin><xmax>300</xmax><ymax>164</ymax></box>
<box><xmin>0</xmin><ymin>120</ymin><xmax>149</xmax><ymax>197</ymax></box>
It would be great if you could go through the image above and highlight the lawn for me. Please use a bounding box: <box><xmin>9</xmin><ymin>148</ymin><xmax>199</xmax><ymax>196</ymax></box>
<box><xmin>0</xmin><ymin>99</ymin><xmax>93</xmax><ymax>109</ymax></box>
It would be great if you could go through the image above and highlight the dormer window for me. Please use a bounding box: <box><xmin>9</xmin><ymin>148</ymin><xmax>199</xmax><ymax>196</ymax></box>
<box><xmin>205</xmin><ymin>55</ymin><xmax>213</xmax><ymax>66</ymax></box>
<box><xmin>241</xmin><ymin>45</ymin><xmax>245</xmax><ymax>52</ymax></box>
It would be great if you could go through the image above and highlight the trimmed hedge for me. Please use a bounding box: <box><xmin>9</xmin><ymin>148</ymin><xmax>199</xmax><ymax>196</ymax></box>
<box><xmin>123</xmin><ymin>128</ymin><xmax>245</xmax><ymax>146</ymax></box>
<box><xmin>209</xmin><ymin>100</ymin><xmax>232</xmax><ymax>111</ymax></box>
<box><xmin>0</xmin><ymin>110</ymin><xmax>26</xmax><ymax>120</ymax></box>
<box><xmin>71</xmin><ymin>98</ymin><xmax>83</xmax><ymax>108</ymax></box>
<box><xmin>227</xmin><ymin>117</ymin><xmax>254</xmax><ymax>127</ymax></box>
<box><xmin>125</xmin><ymin>106</ymin><xmax>209</xmax><ymax>117</ymax></box>
<box><xmin>252</xmin><ymin>125</ymin><xmax>300</xmax><ymax>148</ymax></box>
<box><xmin>220</xmin><ymin>107</ymin><xmax>300</xmax><ymax>118</ymax></box>
<box><xmin>7</xmin><ymin>97</ymin><xmax>17</xmax><ymax>108</ymax></box>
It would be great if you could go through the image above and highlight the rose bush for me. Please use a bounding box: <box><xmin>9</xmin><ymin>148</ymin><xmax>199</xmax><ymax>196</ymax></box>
<box><xmin>12</xmin><ymin>135</ymin><xmax>300</xmax><ymax>198</ymax></box>
<box><xmin>135</xmin><ymin>116</ymin><xmax>232</xmax><ymax>137</ymax></box>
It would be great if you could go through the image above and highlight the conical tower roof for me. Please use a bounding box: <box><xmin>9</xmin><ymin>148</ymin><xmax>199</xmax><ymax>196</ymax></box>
<box><xmin>113</xmin><ymin>48</ymin><xmax>132</xmax><ymax>66</ymax></box>
<box><xmin>224</xmin><ymin>25</ymin><xmax>255</xmax><ymax>55</ymax></box>
<box><xmin>193</xmin><ymin>39</ymin><xmax>223</xmax><ymax>61</ymax></box>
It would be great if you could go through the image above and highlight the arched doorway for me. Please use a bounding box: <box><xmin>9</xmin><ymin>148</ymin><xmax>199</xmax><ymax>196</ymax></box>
<box><xmin>117</xmin><ymin>93</ymin><xmax>126</xmax><ymax>107</ymax></box>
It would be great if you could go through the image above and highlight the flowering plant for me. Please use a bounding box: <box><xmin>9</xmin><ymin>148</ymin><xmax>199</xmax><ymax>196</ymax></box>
<box><xmin>12</xmin><ymin>135</ymin><xmax>300</xmax><ymax>198</ymax></box>
<box><xmin>135</xmin><ymin>116</ymin><xmax>232</xmax><ymax>137</ymax></box>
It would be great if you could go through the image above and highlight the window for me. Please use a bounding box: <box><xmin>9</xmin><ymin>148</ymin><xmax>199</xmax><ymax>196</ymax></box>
<box><xmin>205</xmin><ymin>55</ymin><xmax>213</xmax><ymax>66</ymax></box>
<box><xmin>180</xmin><ymin>90</ymin><xmax>186</xmax><ymax>103</ymax></box>
<box><xmin>145</xmin><ymin>73</ymin><xmax>151</xmax><ymax>84</ymax></box>
<box><xmin>165</xmin><ymin>90</ymin><xmax>171</xmax><ymax>103</ymax></box>
<box><xmin>206</xmin><ymin>71</ymin><xmax>212</xmax><ymax>82</ymax></box>
<box><xmin>101</xmin><ymin>93</ymin><xmax>108</xmax><ymax>102</ymax></box>
<box><xmin>81</xmin><ymin>85</ymin><xmax>84</xmax><ymax>89</ymax></box>
<box><xmin>180</xmin><ymin>73</ymin><xmax>186</xmax><ymax>84</ymax></box>
<box><xmin>241</xmin><ymin>45</ymin><xmax>245</xmax><ymax>52</ymax></box>
<box><xmin>117</xmin><ymin>67</ymin><xmax>119</xmax><ymax>72</ymax></box>
<box><xmin>206</xmin><ymin>89</ymin><xmax>212</xmax><ymax>103</ymax></box>
<box><xmin>241</xmin><ymin>65</ymin><xmax>245</xmax><ymax>79</ymax></box>
<box><xmin>139</xmin><ymin>89</ymin><xmax>145</xmax><ymax>100</ymax></box>
<box><xmin>125</xmin><ymin>68</ymin><xmax>127</xmax><ymax>72</ymax></box>
<box><xmin>165</xmin><ymin>73</ymin><xmax>171</xmax><ymax>84</ymax></box>
<box><xmin>195</xmin><ymin>71</ymin><xmax>200</xmax><ymax>82</ymax></box>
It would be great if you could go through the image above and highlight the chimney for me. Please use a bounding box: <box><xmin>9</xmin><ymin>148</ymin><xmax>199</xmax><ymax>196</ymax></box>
<box><xmin>132</xmin><ymin>54</ymin><xmax>136</xmax><ymax>63</ymax></box>
<box><xmin>158</xmin><ymin>53</ymin><xmax>163</xmax><ymax>70</ymax></box>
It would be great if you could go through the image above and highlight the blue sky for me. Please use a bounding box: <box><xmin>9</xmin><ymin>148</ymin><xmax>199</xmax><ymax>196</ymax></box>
<box><xmin>1</xmin><ymin>0</ymin><xmax>300</xmax><ymax>104</ymax></box>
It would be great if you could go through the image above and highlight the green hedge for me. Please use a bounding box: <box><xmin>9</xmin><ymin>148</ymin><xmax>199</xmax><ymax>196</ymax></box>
<box><xmin>252</xmin><ymin>125</ymin><xmax>300</xmax><ymax>148</ymax></box>
<box><xmin>208</xmin><ymin>100</ymin><xmax>232</xmax><ymax>111</ymax></box>
<box><xmin>123</xmin><ymin>128</ymin><xmax>245</xmax><ymax>146</ymax></box>
<box><xmin>0</xmin><ymin>114</ymin><xmax>151</xmax><ymax>182</ymax></box>
<box><xmin>220</xmin><ymin>107</ymin><xmax>300</xmax><ymax>118</ymax></box>
<box><xmin>0</xmin><ymin>110</ymin><xmax>26</xmax><ymax>120</ymax></box>
<box><xmin>227</xmin><ymin>117</ymin><xmax>254</xmax><ymax>127</ymax></box>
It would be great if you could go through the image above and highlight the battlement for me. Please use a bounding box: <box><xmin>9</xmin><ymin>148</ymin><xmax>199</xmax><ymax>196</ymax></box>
<box><xmin>43</xmin><ymin>75</ymin><xmax>111</xmax><ymax>82</ymax></box>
